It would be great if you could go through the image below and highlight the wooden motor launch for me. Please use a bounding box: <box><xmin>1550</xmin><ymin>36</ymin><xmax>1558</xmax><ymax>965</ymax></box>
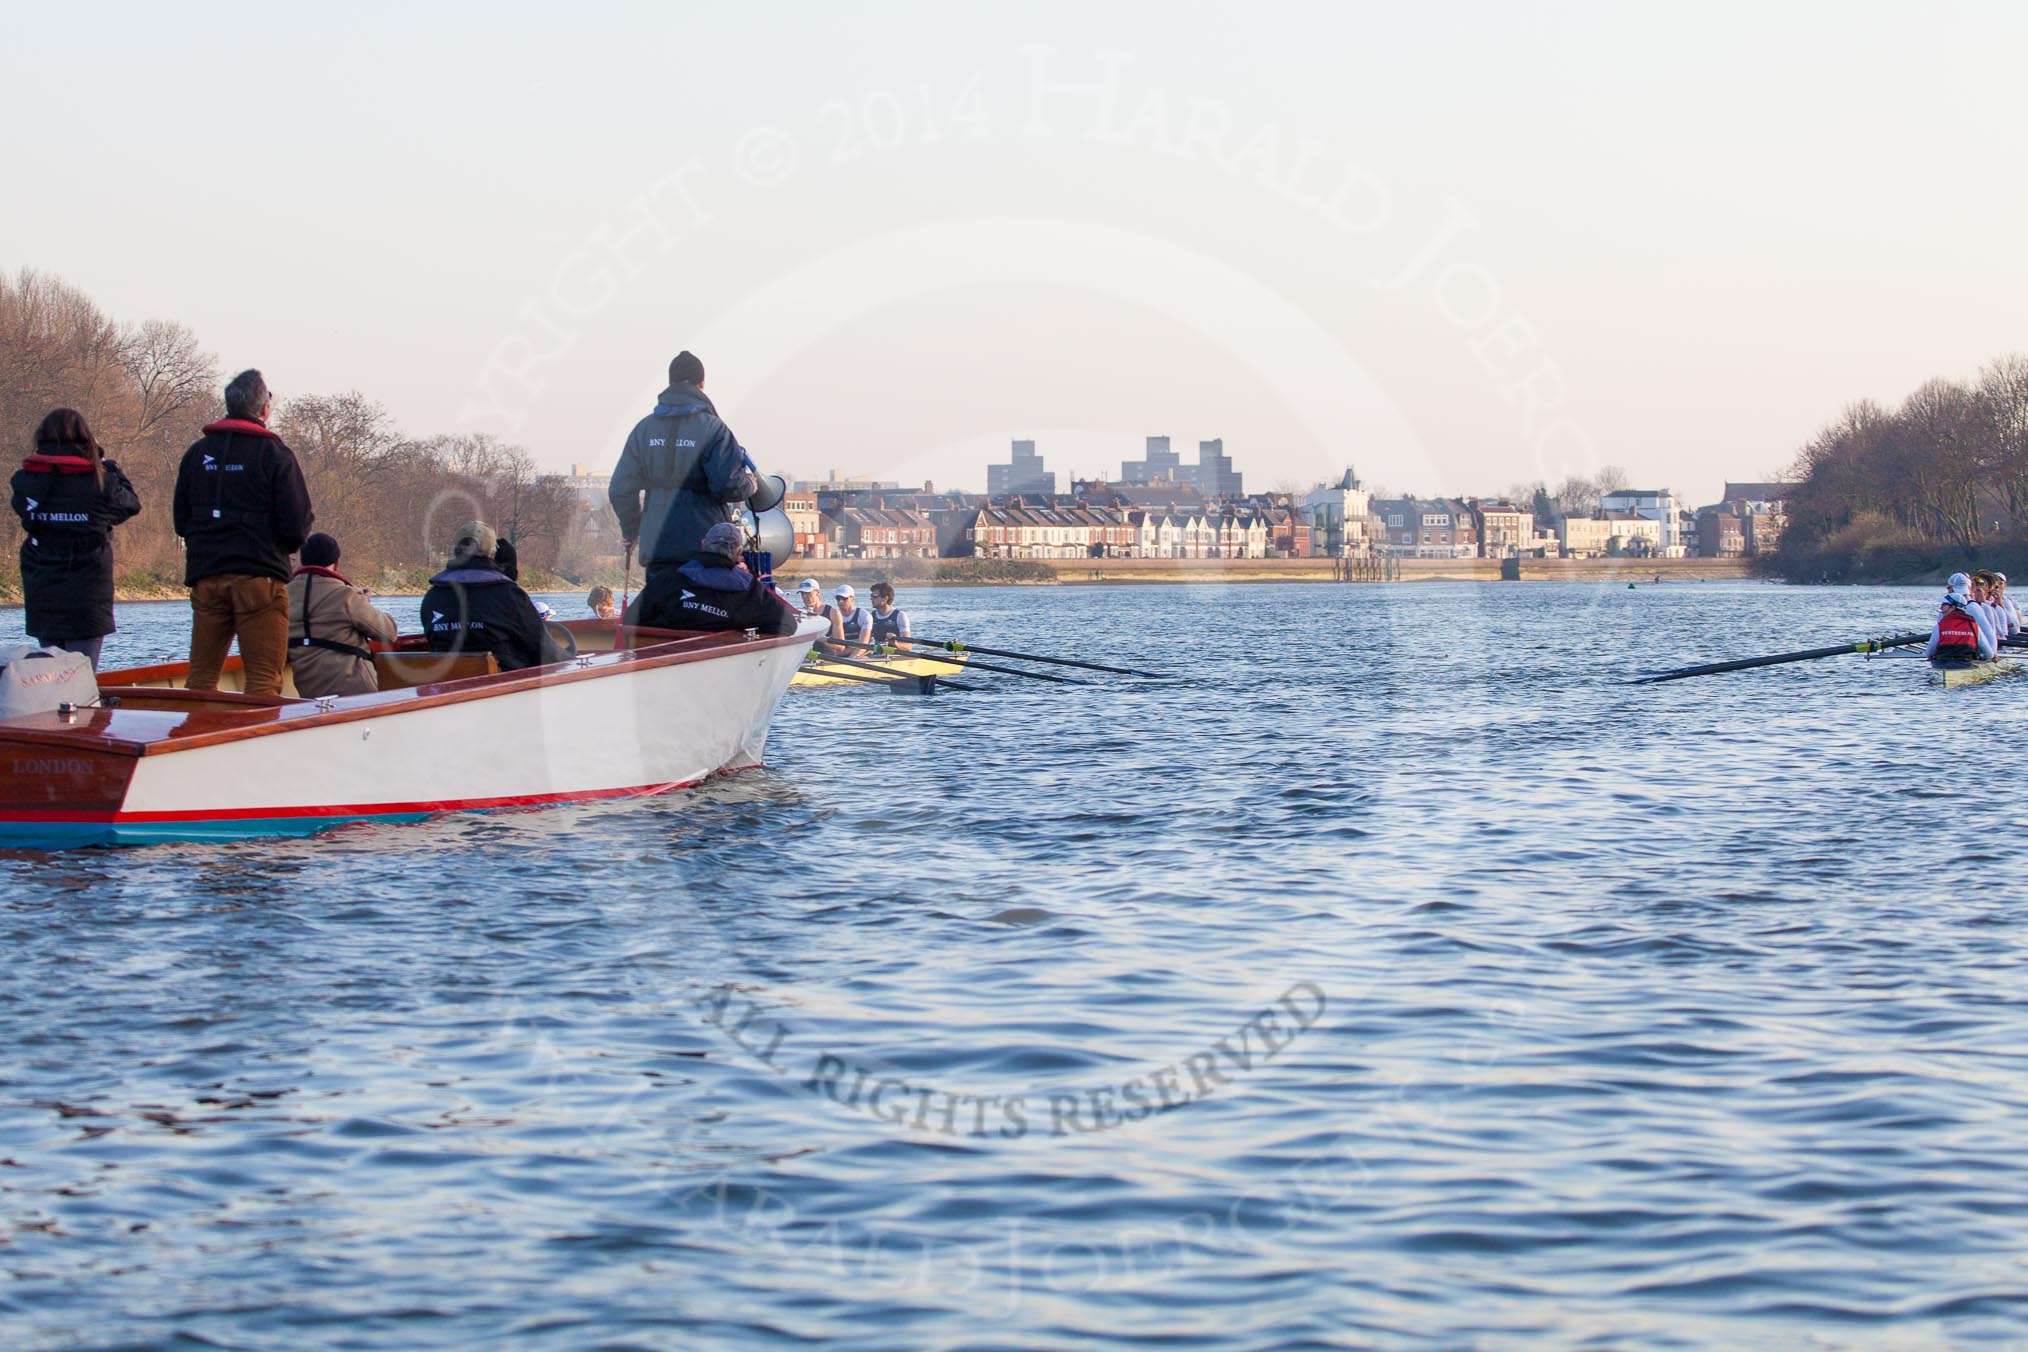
<box><xmin>0</xmin><ymin>616</ymin><xmax>827</xmax><ymax>848</ymax></box>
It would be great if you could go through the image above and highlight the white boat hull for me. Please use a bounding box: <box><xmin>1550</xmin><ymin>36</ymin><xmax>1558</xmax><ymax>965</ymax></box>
<box><xmin>0</xmin><ymin>619</ymin><xmax>823</xmax><ymax>847</ymax></box>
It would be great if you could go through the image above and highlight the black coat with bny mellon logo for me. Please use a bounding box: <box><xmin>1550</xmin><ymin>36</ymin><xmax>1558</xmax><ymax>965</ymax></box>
<box><xmin>171</xmin><ymin>418</ymin><xmax>315</xmax><ymax>585</ymax></box>
<box><xmin>627</xmin><ymin>556</ymin><xmax>801</xmax><ymax>636</ymax></box>
<box><xmin>420</xmin><ymin>555</ymin><xmax>564</xmax><ymax>672</ymax></box>
<box><xmin>9</xmin><ymin>450</ymin><xmax>142</xmax><ymax>641</ymax></box>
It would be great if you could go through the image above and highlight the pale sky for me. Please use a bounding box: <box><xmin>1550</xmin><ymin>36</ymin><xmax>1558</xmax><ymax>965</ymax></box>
<box><xmin>5</xmin><ymin>0</ymin><xmax>2023</xmax><ymax>506</ymax></box>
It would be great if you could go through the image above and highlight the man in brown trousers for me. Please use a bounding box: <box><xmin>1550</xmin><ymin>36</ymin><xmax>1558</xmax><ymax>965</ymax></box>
<box><xmin>172</xmin><ymin>369</ymin><xmax>315</xmax><ymax>695</ymax></box>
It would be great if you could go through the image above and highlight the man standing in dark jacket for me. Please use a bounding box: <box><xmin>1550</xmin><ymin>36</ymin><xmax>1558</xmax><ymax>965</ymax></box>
<box><xmin>420</xmin><ymin>521</ymin><xmax>564</xmax><ymax>672</ymax></box>
<box><xmin>172</xmin><ymin>369</ymin><xmax>314</xmax><ymax>695</ymax></box>
<box><xmin>628</xmin><ymin>522</ymin><xmax>801</xmax><ymax>637</ymax></box>
<box><xmin>608</xmin><ymin>351</ymin><xmax>763</xmax><ymax>583</ymax></box>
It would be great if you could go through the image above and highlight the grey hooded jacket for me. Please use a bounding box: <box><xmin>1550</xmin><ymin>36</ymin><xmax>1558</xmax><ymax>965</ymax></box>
<box><xmin>608</xmin><ymin>382</ymin><xmax>758</xmax><ymax>567</ymax></box>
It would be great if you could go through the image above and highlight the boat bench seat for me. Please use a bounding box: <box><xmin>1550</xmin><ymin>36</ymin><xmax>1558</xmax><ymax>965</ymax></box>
<box><xmin>374</xmin><ymin>651</ymin><xmax>500</xmax><ymax>690</ymax></box>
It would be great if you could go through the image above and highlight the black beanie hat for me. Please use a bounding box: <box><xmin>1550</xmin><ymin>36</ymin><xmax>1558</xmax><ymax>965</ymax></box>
<box><xmin>301</xmin><ymin>532</ymin><xmax>341</xmax><ymax>568</ymax></box>
<box><xmin>494</xmin><ymin>538</ymin><xmax>520</xmax><ymax>581</ymax></box>
<box><xmin>668</xmin><ymin>350</ymin><xmax>705</xmax><ymax>386</ymax></box>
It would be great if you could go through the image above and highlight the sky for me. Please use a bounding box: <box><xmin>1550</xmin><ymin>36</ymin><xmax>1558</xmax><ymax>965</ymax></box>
<box><xmin>4</xmin><ymin>0</ymin><xmax>2024</xmax><ymax>506</ymax></box>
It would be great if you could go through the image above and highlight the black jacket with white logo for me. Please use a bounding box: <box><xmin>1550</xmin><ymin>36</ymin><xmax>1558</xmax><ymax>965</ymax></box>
<box><xmin>10</xmin><ymin>450</ymin><xmax>141</xmax><ymax>641</ymax></box>
<box><xmin>628</xmin><ymin>556</ymin><xmax>800</xmax><ymax>636</ymax></box>
<box><xmin>420</xmin><ymin>555</ymin><xmax>564</xmax><ymax>672</ymax></box>
<box><xmin>171</xmin><ymin>418</ymin><xmax>315</xmax><ymax>584</ymax></box>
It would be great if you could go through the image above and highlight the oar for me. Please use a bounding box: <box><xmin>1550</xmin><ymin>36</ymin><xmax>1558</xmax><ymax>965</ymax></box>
<box><xmin>804</xmin><ymin>653</ymin><xmax>978</xmax><ymax>692</ymax></box>
<box><xmin>825</xmin><ymin>638</ymin><xmax>1081</xmax><ymax>685</ymax></box>
<box><xmin>907</xmin><ymin>636</ymin><xmax>1169</xmax><ymax>679</ymax></box>
<box><xmin>1636</xmin><ymin>631</ymin><xmax>1930</xmax><ymax>684</ymax></box>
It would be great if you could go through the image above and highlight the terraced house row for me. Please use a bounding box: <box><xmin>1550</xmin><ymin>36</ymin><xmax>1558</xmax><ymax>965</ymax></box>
<box><xmin>777</xmin><ymin>493</ymin><xmax>1311</xmax><ymax>561</ymax></box>
<box><xmin>755</xmin><ymin>470</ymin><xmax>1792</xmax><ymax>563</ymax></box>
<box><xmin>969</xmin><ymin>504</ymin><xmax>1311</xmax><ymax>560</ymax></box>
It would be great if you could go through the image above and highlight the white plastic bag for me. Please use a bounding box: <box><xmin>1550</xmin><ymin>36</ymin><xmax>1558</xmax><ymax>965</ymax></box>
<box><xmin>0</xmin><ymin>646</ymin><xmax>99</xmax><ymax>718</ymax></box>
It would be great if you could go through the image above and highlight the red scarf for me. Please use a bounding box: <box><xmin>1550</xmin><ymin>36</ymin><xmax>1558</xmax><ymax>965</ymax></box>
<box><xmin>21</xmin><ymin>451</ymin><xmax>96</xmax><ymax>475</ymax></box>
<box><xmin>202</xmin><ymin>418</ymin><xmax>279</xmax><ymax>440</ymax></box>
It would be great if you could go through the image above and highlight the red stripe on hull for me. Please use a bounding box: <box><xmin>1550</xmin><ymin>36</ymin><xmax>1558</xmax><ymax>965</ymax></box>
<box><xmin>5</xmin><ymin>776</ymin><xmax>722</xmax><ymax>826</ymax></box>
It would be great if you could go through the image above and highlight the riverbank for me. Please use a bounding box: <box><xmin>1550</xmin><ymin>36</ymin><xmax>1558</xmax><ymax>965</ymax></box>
<box><xmin>1770</xmin><ymin>540</ymin><xmax>2028</xmax><ymax>586</ymax></box>
<box><xmin>795</xmin><ymin>555</ymin><xmax>1760</xmax><ymax>588</ymax></box>
<box><xmin>0</xmin><ymin>555</ymin><xmax>1761</xmax><ymax>608</ymax></box>
<box><xmin>1045</xmin><ymin>556</ymin><xmax>1755</xmax><ymax>585</ymax></box>
<box><xmin>0</xmin><ymin>564</ymin><xmax>583</xmax><ymax>609</ymax></box>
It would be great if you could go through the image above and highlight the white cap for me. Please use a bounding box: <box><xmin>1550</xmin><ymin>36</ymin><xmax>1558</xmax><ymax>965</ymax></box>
<box><xmin>835</xmin><ymin>584</ymin><xmax>855</xmax><ymax>598</ymax></box>
<box><xmin>797</xmin><ymin>578</ymin><xmax>820</xmax><ymax>592</ymax></box>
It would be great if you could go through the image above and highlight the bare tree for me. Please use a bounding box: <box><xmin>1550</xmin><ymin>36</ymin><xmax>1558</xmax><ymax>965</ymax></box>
<box><xmin>1554</xmin><ymin>473</ymin><xmax>1601</xmax><ymax>518</ymax></box>
<box><xmin>278</xmin><ymin>392</ymin><xmax>406</xmax><ymax>479</ymax></box>
<box><xmin>1894</xmin><ymin>378</ymin><xmax>1985</xmax><ymax>548</ymax></box>
<box><xmin>119</xmin><ymin>320</ymin><xmax>217</xmax><ymax>437</ymax></box>
<box><xmin>1978</xmin><ymin>356</ymin><xmax>2028</xmax><ymax>524</ymax></box>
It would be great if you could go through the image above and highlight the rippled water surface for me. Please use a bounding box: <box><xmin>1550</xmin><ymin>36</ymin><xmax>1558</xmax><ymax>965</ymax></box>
<box><xmin>7</xmin><ymin>579</ymin><xmax>2028</xmax><ymax>1349</ymax></box>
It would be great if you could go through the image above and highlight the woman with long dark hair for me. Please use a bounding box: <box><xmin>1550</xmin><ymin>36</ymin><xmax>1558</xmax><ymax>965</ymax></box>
<box><xmin>9</xmin><ymin>408</ymin><xmax>142</xmax><ymax>668</ymax></box>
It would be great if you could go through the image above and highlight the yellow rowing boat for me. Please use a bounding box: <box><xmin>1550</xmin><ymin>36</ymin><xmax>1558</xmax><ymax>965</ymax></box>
<box><xmin>792</xmin><ymin>649</ymin><xmax>971</xmax><ymax>689</ymax></box>
<box><xmin>1930</xmin><ymin>657</ymin><xmax>2022</xmax><ymax>689</ymax></box>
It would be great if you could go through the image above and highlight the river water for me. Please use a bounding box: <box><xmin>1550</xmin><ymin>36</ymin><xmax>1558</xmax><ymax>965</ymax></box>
<box><xmin>5</xmin><ymin>579</ymin><xmax>2027</xmax><ymax>1349</ymax></box>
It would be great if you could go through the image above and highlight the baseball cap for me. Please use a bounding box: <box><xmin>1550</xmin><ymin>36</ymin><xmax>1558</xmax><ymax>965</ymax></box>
<box><xmin>701</xmin><ymin>522</ymin><xmax>746</xmax><ymax>557</ymax></box>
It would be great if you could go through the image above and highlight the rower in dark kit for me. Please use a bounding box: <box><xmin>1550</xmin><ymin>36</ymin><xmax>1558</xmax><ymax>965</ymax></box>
<box><xmin>832</xmin><ymin>584</ymin><xmax>872</xmax><ymax>646</ymax></box>
<box><xmin>171</xmin><ymin>369</ymin><xmax>316</xmax><ymax>695</ymax></box>
<box><xmin>8</xmin><ymin>408</ymin><xmax>141</xmax><ymax>670</ymax></box>
<box><xmin>627</xmin><ymin>522</ymin><xmax>801</xmax><ymax>636</ymax></box>
<box><xmin>795</xmin><ymin>577</ymin><xmax>849</xmax><ymax>654</ymax></box>
<box><xmin>420</xmin><ymin>521</ymin><xmax>565</xmax><ymax>672</ymax></box>
<box><xmin>287</xmin><ymin>532</ymin><xmax>398</xmax><ymax>697</ymax></box>
<box><xmin>608</xmin><ymin>350</ymin><xmax>772</xmax><ymax>584</ymax></box>
<box><xmin>867</xmin><ymin>581</ymin><xmax>911</xmax><ymax>649</ymax></box>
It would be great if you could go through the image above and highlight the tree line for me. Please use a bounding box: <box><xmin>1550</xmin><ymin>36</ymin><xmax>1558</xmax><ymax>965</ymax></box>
<box><xmin>0</xmin><ymin>270</ymin><xmax>615</xmax><ymax>597</ymax></box>
<box><xmin>1775</xmin><ymin>356</ymin><xmax>2028</xmax><ymax>580</ymax></box>
<box><xmin>1485</xmin><ymin>466</ymin><xmax>1631</xmax><ymax>527</ymax></box>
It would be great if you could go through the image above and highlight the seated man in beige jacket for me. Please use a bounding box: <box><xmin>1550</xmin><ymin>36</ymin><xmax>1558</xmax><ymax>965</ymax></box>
<box><xmin>286</xmin><ymin>533</ymin><xmax>399</xmax><ymax>697</ymax></box>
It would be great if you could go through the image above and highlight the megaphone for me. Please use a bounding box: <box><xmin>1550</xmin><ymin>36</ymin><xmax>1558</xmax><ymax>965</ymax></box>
<box><xmin>750</xmin><ymin>473</ymin><xmax>786</xmax><ymax>513</ymax></box>
<box><xmin>737</xmin><ymin>504</ymin><xmax>795</xmax><ymax>587</ymax></box>
<box><xmin>750</xmin><ymin>505</ymin><xmax>793</xmax><ymax>562</ymax></box>
<box><xmin>741</xmin><ymin>452</ymin><xmax>786</xmax><ymax>513</ymax></box>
